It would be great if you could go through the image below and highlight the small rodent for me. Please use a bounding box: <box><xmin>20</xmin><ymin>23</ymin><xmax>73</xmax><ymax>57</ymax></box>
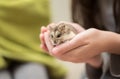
<box><xmin>49</xmin><ymin>22</ymin><xmax>78</xmax><ymax>46</ymax></box>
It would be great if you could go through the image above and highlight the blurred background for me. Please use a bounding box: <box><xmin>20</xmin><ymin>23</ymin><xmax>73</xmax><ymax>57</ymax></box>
<box><xmin>0</xmin><ymin>0</ymin><xmax>85</xmax><ymax>79</ymax></box>
<box><xmin>50</xmin><ymin>0</ymin><xmax>85</xmax><ymax>79</ymax></box>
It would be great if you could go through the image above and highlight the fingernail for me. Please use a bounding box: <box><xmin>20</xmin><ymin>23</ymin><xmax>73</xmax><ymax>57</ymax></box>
<box><xmin>40</xmin><ymin>34</ymin><xmax>43</xmax><ymax>38</ymax></box>
<box><xmin>41</xmin><ymin>26</ymin><xmax>45</xmax><ymax>30</ymax></box>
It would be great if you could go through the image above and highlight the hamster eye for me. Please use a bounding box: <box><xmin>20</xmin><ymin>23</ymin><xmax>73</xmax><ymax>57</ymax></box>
<box><xmin>56</xmin><ymin>31</ymin><xmax>61</xmax><ymax>38</ymax></box>
<box><xmin>50</xmin><ymin>34</ymin><xmax>53</xmax><ymax>38</ymax></box>
<box><xmin>57</xmin><ymin>33</ymin><xmax>61</xmax><ymax>38</ymax></box>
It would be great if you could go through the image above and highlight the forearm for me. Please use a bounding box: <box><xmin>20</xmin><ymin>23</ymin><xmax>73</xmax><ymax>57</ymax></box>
<box><xmin>86</xmin><ymin>31</ymin><xmax>120</xmax><ymax>79</ymax></box>
<box><xmin>106</xmin><ymin>31</ymin><xmax>120</xmax><ymax>55</ymax></box>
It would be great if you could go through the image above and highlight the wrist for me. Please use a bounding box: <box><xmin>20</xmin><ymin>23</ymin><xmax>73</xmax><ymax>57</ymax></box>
<box><xmin>86</xmin><ymin>55</ymin><xmax>103</xmax><ymax>68</ymax></box>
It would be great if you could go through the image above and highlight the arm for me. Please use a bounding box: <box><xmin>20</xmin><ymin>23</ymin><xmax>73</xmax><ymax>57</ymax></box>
<box><xmin>40</xmin><ymin>23</ymin><xmax>120</xmax><ymax>78</ymax></box>
<box><xmin>86</xmin><ymin>30</ymin><xmax>120</xmax><ymax>79</ymax></box>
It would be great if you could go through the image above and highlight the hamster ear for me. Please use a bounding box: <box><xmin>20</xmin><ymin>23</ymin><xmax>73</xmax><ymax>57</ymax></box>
<box><xmin>48</xmin><ymin>23</ymin><xmax>56</xmax><ymax>31</ymax></box>
<box><xmin>49</xmin><ymin>25</ymin><xmax>53</xmax><ymax>31</ymax></box>
<box><xmin>57</xmin><ymin>23</ymin><xmax>66</xmax><ymax>30</ymax></box>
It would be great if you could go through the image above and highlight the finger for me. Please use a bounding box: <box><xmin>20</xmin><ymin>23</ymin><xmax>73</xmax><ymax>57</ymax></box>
<box><xmin>40</xmin><ymin>34</ymin><xmax>46</xmax><ymax>47</ymax></box>
<box><xmin>40</xmin><ymin>44</ymin><xmax>48</xmax><ymax>52</ymax></box>
<box><xmin>52</xmin><ymin>32</ymin><xmax>89</xmax><ymax>55</ymax></box>
<box><xmin>56</xmin><ymin>53</ymin><xmax>84</xmax><ymax>63</ymax></box>
<box><xmin>40</xmin><ymin>34</ymin><xmax>48</xmax><ymax>51</ymax></box>
<box><xmin>40</xmin><ymin>33</ymin><xmax>44</xmax><ymax>44</ymax></box>
<box><xmin>44</xmin><ymin>31</ymin><xmax>54</xmax><ymax>54</ymax></box>
<box><xmin>41</xmin><ymin>26</ymin><xmax>48</xmax><ymax>33</ymax></box>
<box><xmin>64</xmin><ymin>45</ymin><xmax>87</xmax><ymax>58</ymax></box>
<box><xmin>63</xmin><ymin>44</ymin><xmax>99</xmax><ymax>62</ymax></box>
<box><xmin>71</xmin><ymin>23</ymin><xmax>85</xmax><ymax>32</ymax></box>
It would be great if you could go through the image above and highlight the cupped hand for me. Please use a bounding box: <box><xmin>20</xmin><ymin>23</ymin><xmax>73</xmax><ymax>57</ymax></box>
<box><xmin>40</xmin><ymin>23</ymin><xmax>56</xmax><ymax>53</ymax></box>
<box><xmin>40</xmin><ymin>22</ymin><xmax>85</xmax><ymax>54</ymax></box>
<box><xmin>51</xmin><ymin>28</ymin><xmax>110</xmax><ymax>64</ymax></box>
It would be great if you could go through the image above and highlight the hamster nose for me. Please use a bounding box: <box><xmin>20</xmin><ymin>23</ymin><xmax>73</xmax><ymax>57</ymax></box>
<box><xmin>54</xmin><ymin>40</ymin><xmax>57</xmax><ymax>44</ymax></box>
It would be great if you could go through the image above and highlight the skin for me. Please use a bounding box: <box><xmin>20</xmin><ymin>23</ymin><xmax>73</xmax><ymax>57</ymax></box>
<box><xmin>40</xmin><ymin>22</ymin><xmax>120</xmax><ymax>68</ymax></box>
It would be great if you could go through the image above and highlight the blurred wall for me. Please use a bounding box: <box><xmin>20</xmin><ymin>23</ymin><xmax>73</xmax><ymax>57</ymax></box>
<box><xmin>50</xmin><ymin>0</ymin><xmax>72</xmax><ymax>22</ymax></box>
